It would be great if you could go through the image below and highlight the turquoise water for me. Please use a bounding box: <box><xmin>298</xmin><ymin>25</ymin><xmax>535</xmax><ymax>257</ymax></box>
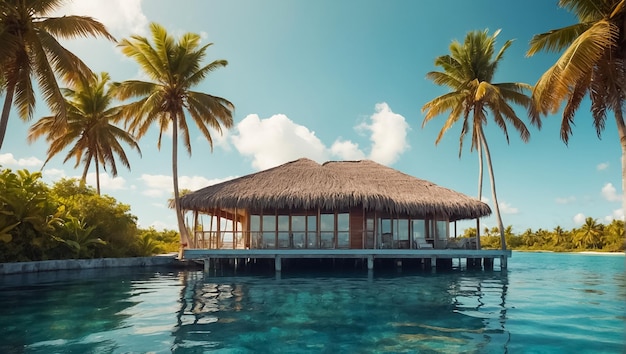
<box><xmin>0</xmin><ymin>252</ymin><xmax>624</xmax><ymax>353</ymax></box>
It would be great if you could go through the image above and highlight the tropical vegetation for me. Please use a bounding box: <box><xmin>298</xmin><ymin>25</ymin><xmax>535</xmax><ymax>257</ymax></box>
<box><xmin>0</xmin><ymin>168</ymin><xmax>179</xmax><ymax>262</ymax></box>
<box><xmin>0</xmin><ymin>0</ymin><xmax>115</xmax><ymax>150</ymax></box>
<box><xmin>27</xmin><ymin>72</ymin><xmax>141</xmax><ymax>195</ymax></box>
<box><xmin>422</xmin><ymin>29</ymin><xmax>534</xmax><ymax>251</ymax></box>
<box><xmin>527</xmin><ymin>0</ymin><xmax>626</xmax><ymax>241</ymax></box>
<box><xmin>469</xmin><ymin>218</ymin><xmax>625</xmax><ymax>252</ymax></box>
<box><xmin>114</xmin><ymin>22</ymin><xmax>234</xmax><ymax>250</ymax></box>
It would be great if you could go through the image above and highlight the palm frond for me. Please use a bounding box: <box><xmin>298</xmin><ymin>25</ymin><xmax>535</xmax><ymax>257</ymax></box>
<box><xmin>527</xmin><ymin>23</ymin><xmax>591</xmax><ymax>55</ymax></box>
<box><xmin>37</xmin><ymin>15</ymin><xmax>115</xmax><ymax>42</ymax></box>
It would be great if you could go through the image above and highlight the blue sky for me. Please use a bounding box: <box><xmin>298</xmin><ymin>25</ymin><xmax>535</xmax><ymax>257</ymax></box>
<box><xmin>1</xmin><ymin>0</ymin><xmax>622</xmax><ymax>234</ymax></box>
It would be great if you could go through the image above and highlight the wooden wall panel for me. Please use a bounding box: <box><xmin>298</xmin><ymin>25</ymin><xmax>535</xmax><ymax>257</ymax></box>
<box><xmin>350</xmin><ymin>208</ymin><xmax>364</xmax><ymax>249</ymax></box>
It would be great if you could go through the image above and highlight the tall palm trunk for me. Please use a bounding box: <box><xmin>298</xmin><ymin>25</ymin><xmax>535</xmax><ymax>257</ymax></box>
<box><xmin>0</xmin><ymin>80</ymin><xmax>16</xmax><ymax>151</ymax></box>
<box><xmin>95</xmin><ymin>156</ymin><xmax>101</xmax><ymax>195</ymax></box>
<box><xmin>479</xmin><ymin>128</ymin><xmax>506</xmax><ymax>250</ymax></box>
<box><xmin>476</xmin><ymin>132</ymin><xmax>484</xmax><ymax>249</ymax></box>
<box><xmin>171</xmin><ymin>114</ymin><xmax>191</xmax><ymax>257</ymax></box>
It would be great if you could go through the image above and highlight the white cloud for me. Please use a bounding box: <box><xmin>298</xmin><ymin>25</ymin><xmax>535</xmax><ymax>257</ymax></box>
<box><xmin>139</xmin><ymin>174</ymin><xmax>173</xmax><ymax>197</ymax></box>
<box><xmin>597</xmin><ymin>162</ymin><xmax>609</xmax><ymax>171</ymax></box>
<box><xmin>56</xmin><ymin>0</ymin><xmax>148</xmax><ymax>37</ymax></box>
<box><xmin>206</xmin><ymin>127</ymin><xmax>232</xmax><ymax>151</ymax></box>
<box><xmin>573</xmin><ymin>213</ymin><xmax>586</xmax><ymax>225</ymax></box>
<box><xmin>604</xmin><ymin>208</ymin><xmax>625</xmax><ymax>223</ymax></box>
<box><xmin>139</xmin><ymin>174</ymin><xmax>236</xmax><ymax>198</ymax></box>
<box><xmin>499</xmin><ymin>202</ymin><xmax>518</xmax><ymax>214</ymax></box>
<box><xmin>231</xmin><ymin>114</ymin><xmax>329</xmax><ymax>170</ymax></box>
<box><xmin>330</xmin><ymin>139</ymin><xmax>366</xmax><ymax>160</ymax></box>
<box><xmin>357</xmin><ymin>102</ymin><xmax>410</xmax><ymax>165</ymax></box>
<box><xmin>555</xmin><ymin>196</ymin><xmax>576</xmax><ymax>204</ymax></box>
<box><xmin>230</xmin><ymin>103</ymin><xmax>410</xmax><ymax>171</ymax></box>
<box><xmin>0</xmin><ymin>153</ymin><xmax>17</xmax><ymax>166</ymax></box>
<box><xmin>601</xmin><ymin>183</ymin><xmax>621</xmax><ymax>202</ymax></box>
<box><xmin>84</xmin><ymin>172</ymin><xmax>127</xmax><ymax>191</ymax></box>
<box><xmin>142</xmin><ymin>220</ymin><xmax>177</xmax><ymax>231</ymax></box>
<box><xmin>0</xmin><ymin>153</ymin><xmax>43</xmax><ymax>167</ymax></box>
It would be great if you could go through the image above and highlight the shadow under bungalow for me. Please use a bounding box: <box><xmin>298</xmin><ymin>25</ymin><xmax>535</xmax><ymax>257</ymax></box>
<box><xmin>180</xmin><ymin>158</ymin><xmax>511</xmax><ymax>271</ymax></box>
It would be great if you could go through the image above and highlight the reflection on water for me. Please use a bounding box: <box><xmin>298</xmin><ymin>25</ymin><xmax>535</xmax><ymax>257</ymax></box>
<box><xmin>173</xmin><ymin>270</ymin><xmax>511</xmax><ymax>353</ymax></box>
<box><xmin>0</xmin><ymin>253</ymin><xmax>623</xmax><ymax>353</ymax></box>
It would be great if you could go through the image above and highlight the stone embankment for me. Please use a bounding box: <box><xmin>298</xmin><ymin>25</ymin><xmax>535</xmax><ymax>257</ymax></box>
<box><xmin>0</xmin><ymin>254</ymin><xmax>182</xmax><ymax>275</ymax></box>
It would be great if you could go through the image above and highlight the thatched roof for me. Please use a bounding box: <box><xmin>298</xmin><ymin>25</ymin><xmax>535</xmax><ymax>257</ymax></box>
<box><xmin>180</xmin><ymin>158</ymin><xmax>491</xmax><ymax>221</ymax></box>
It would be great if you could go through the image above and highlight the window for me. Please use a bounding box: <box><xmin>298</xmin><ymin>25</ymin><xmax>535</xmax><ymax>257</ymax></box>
<box><xmin>320</xmin><ymin>214</ymin><xmax>334</xmax><ymax>249</ymax></box>
<box><xmin>412</xmin><ymin>219</ymin><xmax>426</xmax><ymax>243</ymax></box>
<box><xmin>337</xmin><ymin>213</ymin><xmax>349</xmax><ymax>249</ymax></box>
<box><xmin>307</xmin><ymin>215</ymin><xmax>317</xmax><ymax>248</ymax></box>
<box><xmin>435</xmin><ymin>220</ymin><xmax>448</xmax><ymax>240</ymax></box>
<box><xmin>277</xmin><ymin>215</ymin><xmax>290</xmax><ymax>248</ymax></box>
<box><xmin>250</xmin><ymin>215</ymin><xmax>261</xmax><ymax>248</ymax></box>
<box><xmin>364</xmin><ymin>216</ymin><xmax>375</xmax><ymax>249</ymax></box>
<box><xmin>291</xmin><ymin>215</ymin><xmax>306</xmax><ymax>248</ymax></box>
<box><xmin>262</xmin><ymin>215</ymin><xmax>275</xmax><ymax>248</ymax></box>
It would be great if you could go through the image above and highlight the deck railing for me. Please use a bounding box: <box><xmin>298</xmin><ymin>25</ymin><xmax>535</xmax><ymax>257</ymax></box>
<box><xmin>191</xmin><ymin>230</ymin><xmax>480</xmax><ymax>251</ymax></box>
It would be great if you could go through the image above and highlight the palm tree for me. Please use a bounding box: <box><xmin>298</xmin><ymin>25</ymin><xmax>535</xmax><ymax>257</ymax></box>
<box><xmin>527</xmin><ymin>0</ymin><xmax>626</xmax><ymax>242</ymax></box>
<box><xmin>115</xmin><ymin>23</ymin><xmax>234</xmax><ymax>250</ymax></box>
<box><xmin>551</xmin><ymin>225</ymin><xmax>568</xmax><ymax>246</ymax></box>
<box><xmin>0</xmin><ymin>0</ymin><xmax>115</xmax><ymax>150</ymax></box>
<box><xmin>575</xmin><ymin>217</ymin><xmax>603</xmax><ymax>249</ymax></box>
<box><xmin>422</xmin><ymin>29</ymin><xmax>533</xmax><ymax>250</ymax></box>
<box><xmin>28</xmin><ymin>72</ymin><xmax>141</xmax><ymax>195</ymax></box>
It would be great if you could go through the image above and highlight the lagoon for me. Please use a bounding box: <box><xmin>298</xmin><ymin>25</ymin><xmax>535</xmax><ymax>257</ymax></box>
<box><xmin>0</xmin><ymin>252</ymin><xmax>624</xmax><ymax>353</ymax></box>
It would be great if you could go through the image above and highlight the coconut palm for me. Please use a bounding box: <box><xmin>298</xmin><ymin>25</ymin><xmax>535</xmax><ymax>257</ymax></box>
<box><xmin>0</xmin><ymin>0</ymin><xmax>115</xmax><ymax>150</ymax></box>
<box><xmin>28</xmin><ymin>72</ymin><xmax>141</xmax><ymax>195</ymax></box>
<box><xmin>551</xmin><ymin>225</ymin><xmax>568</xmax><ymax>246</ymax></box>
<box><xmin>422</xmin><ymin>29</ymin><xmax>533</xmax><ymax>250</ymax></box>
<box><xmin>575</xmin><ymin>217</ymin><xmax>603</xmax><ymax>249</ymax></box>
<box><xmin>527</xmin><ymin>0</ymin><xmax>626</xmax><ymax>241</ymax></box>
<box><xmin>115</xmin><ymin>23</ymin><xmax>234</xmax><ymax>250</ymax></box>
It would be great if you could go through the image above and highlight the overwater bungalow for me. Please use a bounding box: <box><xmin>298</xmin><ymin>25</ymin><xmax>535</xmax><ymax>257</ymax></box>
<box><xmin>180</xmin><ymin>158</ymin><xmax>511</xmax><ymax>270</ymax></box>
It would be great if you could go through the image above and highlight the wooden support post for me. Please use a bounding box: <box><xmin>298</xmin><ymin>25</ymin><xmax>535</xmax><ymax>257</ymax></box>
<box><xmin>431</xmin><ymin>257</ymin><xmax>436</xmax><ymax>268</ymax></box>
<box><xmin>500</xmin><ymin>256</ymin><xmax>508</xmax><ymax>269</ymax></box>
<box><xmin>203</xmin><ymin>258</ymin><xmax>211</xmax><ymax>272</ymax></box>
<box><xmin>275</xmin><ymin>256</ymin><xmax>282</xmax><ymax>272</ymax></box>
<box><xmin>367</xmin><ymin>256</ymin><xmax>374</xmax><ymax>270</ymax></box>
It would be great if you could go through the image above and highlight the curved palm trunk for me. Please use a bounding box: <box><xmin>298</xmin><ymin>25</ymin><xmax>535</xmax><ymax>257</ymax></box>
<box><xmin>0</xmin><ymin>82</ymin><xmax>16</xmax><ymax>151</ymax></box>
<box><xmin>95</xmin><ymin>157</ymin><xmax>101</xmax><ymax>195</ymax></box>
<box><xmin>476</xmin><ymin>133</ymin><xmax>484</xmax><ymax>249</ymax></box>
<box><xmin>171</xmin><ymin>114</ymin><xmax>191</xmax><ymax>258</ymax></box>
<box><xmin>479</xmin><ymin>129</ymin><xmax>506</xmax><ymax>250</ymax></box>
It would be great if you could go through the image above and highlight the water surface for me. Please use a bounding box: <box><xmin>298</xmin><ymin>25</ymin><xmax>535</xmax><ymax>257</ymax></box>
<box><xmin>0</xmin><ymin>252</ymin><xmax>624</xmax><ymax>353</ymax></box>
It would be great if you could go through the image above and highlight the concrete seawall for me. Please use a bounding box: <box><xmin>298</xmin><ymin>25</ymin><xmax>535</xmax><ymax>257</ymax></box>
<box><xmin>0</xmin><ymin>254</ymin><xmax>179</xmax><ymax>275</ymax></box>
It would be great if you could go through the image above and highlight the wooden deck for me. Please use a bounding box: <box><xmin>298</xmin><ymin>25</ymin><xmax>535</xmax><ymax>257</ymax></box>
<box><xmin>183</xmin><ymin>248</ymin><xmax>512</xmax><ymax>271</ymax></box>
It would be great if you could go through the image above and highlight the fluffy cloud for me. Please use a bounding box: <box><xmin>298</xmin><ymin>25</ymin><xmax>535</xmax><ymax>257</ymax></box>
<box><xmin>84</xmin><ymin>172</ymin><xmax>127</xmax><ymax>191</ymax></box>
<box><xmin>499</xmin><ymin>202</ymin><xmax>518</xmax><ymax>214</ymax></box>
<box><xmin>601</xmin><ymin>183</ymin><xmax>621</xmax><ymax>202</ymax></box>
<box><xmin>555</xmin><ymin>196</ymin><xmax>576</xmax><ymax>204</ymax></box>
<box><xmin>573</xmin><ymin>213</ymin><xmax>586</xmax><ymax>225</ymax></box>
<box><xmin>231</xmin><ymin>114</ymin><xmax>329</xmax><ymax>170</ymax></box>
<box><xmin>139</xmin><ymin>174</ymin><xmax>236</xmax><ymax>198</ymax></box>
<box><xmin>604</xmin><ymin>208</ymin><xmax>624</xmax><ymax>223</ymax></box>
<box><xmin>56</xmin><ymin>0</ymin><xmax>148</xmax><ymax>37</ymax></box>
<box><xmin>330</xmin><ymin>140</ymin><xmax>366</xmax><ymax>160</ymax></box>
<box><xmin>0</xmin><ymin>153</ymin><xmax>43</xmax><ymax>167</ymax></box>
<box><xmin>357</xmin><ymin>102</ymin><xmax>410</xmax><ymax>165</ymax></box>
<box><xmin>230</xmin><ymin>103</ymin><xmax>410</xmax><ymax>170</ymax></box>
<box><xmin>597</xmin><ymin>162</ymin><xmax>609</xmax><ymax>171</ymax></box>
